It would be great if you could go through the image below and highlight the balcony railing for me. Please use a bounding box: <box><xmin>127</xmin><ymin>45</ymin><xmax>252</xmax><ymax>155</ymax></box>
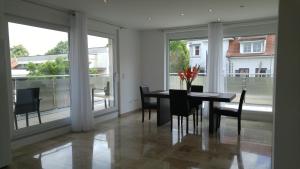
<box><xmin>169</xmin><ymin>73</ymin><xmax>273</xmax><ymax>105</ymax></box>
<box><xmin>12</xmin><ymin>74</ymin><xmax>112</xmax><ymax>129</ymax></box>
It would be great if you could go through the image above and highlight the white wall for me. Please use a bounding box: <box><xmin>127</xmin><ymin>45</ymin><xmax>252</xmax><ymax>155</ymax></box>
<box><xmin>0</xmin><ymin>0</ymin><xmax>12</xmax><ymax>167</ymax></box>
<box><xmin>273</xmin><ymin>0</ymin><xmax>300</xmax><ymax>169</ymax></box>
<box><xmin>230</xmin><ymin>57</ymin><xmax>274</xmax><ymax>75</ymax></box>
<box><xmin>140</xmin><ymin>30</ymin><xmax>165</xmax><ymax>90</ymax></box>
<box><xmin>119</xmin><ymin>29</ymin><xmax>142</xmax><ymax>114</ymax></box>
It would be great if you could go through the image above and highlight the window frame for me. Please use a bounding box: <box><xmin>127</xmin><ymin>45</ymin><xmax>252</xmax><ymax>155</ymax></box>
<box><xmin>240</xmin><ymin>40</ymin><xmax>265</xmax><ymax>54</ymax></box>
<box><xmin>87</xmin><ymin>30</ymin><xmax>118</xmax><ymax>117</ymax></box>
<box><xmin>194</xmin><ymin>45</ymin><xmax>200</xmax><ymax>56</ymax></box>
<box><xmin>7</xmin><ymin>16</ymin><xmax>71</xmax><ymax>139</ymax></box>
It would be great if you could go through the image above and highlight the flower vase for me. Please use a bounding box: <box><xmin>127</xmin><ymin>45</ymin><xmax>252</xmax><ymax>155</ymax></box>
<box><xmin>186</xmin><ymin>81</ymin><xmax>192</xmax><ymax>93</ymax></box>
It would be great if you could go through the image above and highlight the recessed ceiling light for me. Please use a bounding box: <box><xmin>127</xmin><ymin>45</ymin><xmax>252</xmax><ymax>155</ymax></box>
<box><xmin>208</xmin><ymin>9</ymin><xmax>213</xmax><ymax>12</ymax></box>
<box><xmin>180</xmin><ymin>13</ymin><xmax>185</xmax><ymax>16</ymax></box>
<box><xmin>217</xmin><ymin>18</ymin><xmax>221</xmax><ymax>22</ymax></box>
<box><xmin>147</xmin><ymin>17</ymin><xmax>152</xmax><ymax>21</ymax></box>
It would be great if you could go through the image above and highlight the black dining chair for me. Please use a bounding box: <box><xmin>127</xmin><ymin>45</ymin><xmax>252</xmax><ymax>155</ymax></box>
<box><xmin>169</xmin><ymin>89</ymin><xmax>196</xmax><ymax>133</ymax></box>
<box><xmin>14</xmin><ymin>88</ymin><xmax>41</xmax><ymax>129</ymax></box>
<box><xmin>214</xmin><ymin>90</ymin><xmax>247</xmax><ymax>135</ymax></box>
<box><xmin>139</xmin><ymin>86</ymin><xmax>157</xmax><ymax>123</ymax></box>
<box><xmin>190</xmin><ymin>85</ymin><xmax>203</xmax><ymax>126</ymax></box>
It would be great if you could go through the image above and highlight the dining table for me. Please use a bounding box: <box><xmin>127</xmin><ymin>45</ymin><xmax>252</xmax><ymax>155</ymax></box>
<box><xmin>144</xmin><ymin>90</ymin><xmax>236</xmax><ymax>134</ymax></box>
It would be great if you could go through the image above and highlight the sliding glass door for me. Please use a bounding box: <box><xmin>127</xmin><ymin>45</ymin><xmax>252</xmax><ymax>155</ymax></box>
<box><xmin>87</xmin><ymin>34</ymin><xmax>117</xmax><ymax>114</ymax></box>
<box><xmin>8</xmin><ymin>22</ymin><xmax>70</xmax><ymax>130</ymax></box>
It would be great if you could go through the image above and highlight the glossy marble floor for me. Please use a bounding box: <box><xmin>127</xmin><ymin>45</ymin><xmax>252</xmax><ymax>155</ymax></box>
<box><xmin>6</xmin><ymin>111</ymin><xmax>273</xmax><ymax>169</ymax></box>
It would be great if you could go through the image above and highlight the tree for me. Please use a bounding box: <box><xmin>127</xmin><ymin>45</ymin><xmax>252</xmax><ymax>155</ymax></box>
<box><xmin>10</xmin><ymin>45</ymin><xmax>29</xmax><ymax>58</ymax></box>
<box><xmin>46</xmin><ymin>41</ymin><xmax>68</xmax><ymax>55</ymax></box>
<box><xmin>27</xmin><ymin>56</ymin><xmax>69</xmax><ymax>76</ymax></box>
<box><xmin>169</xmin><ymin>40</ymin><xmax>190</xmax><ymax>73</ymax></box>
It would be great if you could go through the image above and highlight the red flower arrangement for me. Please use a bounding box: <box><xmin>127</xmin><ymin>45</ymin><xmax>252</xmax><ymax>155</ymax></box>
<box><xmin>178</xmin><ymin>65</ymin><xmax>200</xmax><ymax>92</ymax></box>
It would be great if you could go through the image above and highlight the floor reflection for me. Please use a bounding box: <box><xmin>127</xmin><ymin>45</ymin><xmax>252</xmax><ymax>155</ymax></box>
<box><xmin>8</xmin><ymin>112</ymin><xmax>272</xmax><ymax>169</ymax></box>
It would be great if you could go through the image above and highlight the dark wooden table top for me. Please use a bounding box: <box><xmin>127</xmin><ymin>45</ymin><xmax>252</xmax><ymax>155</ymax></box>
<box><xmin>144</xmin><ymin>90</ymin><xmax>236</xmax><ymax>102</ymax></box>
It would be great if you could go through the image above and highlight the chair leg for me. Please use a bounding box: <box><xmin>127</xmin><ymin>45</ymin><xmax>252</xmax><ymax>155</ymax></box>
<box><xmin>238</xmin><ymin>117</ymin><xmax>241</xmax><ymax>135</ymax></box>
<box><xmin>37</xmin><ymin>110</ymin><xmax>42</xmax><ymax>124</ymax></box>
<box><xmin>186</xmin><ymin>116</ymin><xmax>189</xmax><ymax>134</ymax></box>
<box><xmin>170</xmin><ymin>115</ymin><xmax>173</xmax><ymax>131</ymax></box>
<box><xmin>181</xmin><ymin>116</ymin><xmax>183</xmax><ymax>127</ymax></box>
<box><xmin>200</xmin><ymin>107</ymin><xmax>203</xmax><ymax>122</ymax></box>
<box><xmin>26</xmin><ymin>113</ymin><xmax>29</xmax><ymax>127</ymax></box>
<box><xmin>196</xmin><ymin>108</ymin><xmax>199</xmax><ymax>126</ymax></box>
<box><xmin>193</xmin><ymin>113</ymin><xmax>195</xmax><ymax>130</ymax></box>
<box><xmin>178</xmin><ymin>116</ymin><xmax>180</xmax><ymax>129</ymax></box>
<box><xmin>15</xmin><ymin>114</ymin><xmax>18</xmax><ymax>130</ymax></box>
<box><xmin>142</xmin><ymin>109</ymin><xmax>145</xmax><ymax>123</ymax></box>
<box><xmin>149</xmin><ymin>109</ymin><xmax>151</xmax><ymax>120</ymax></box>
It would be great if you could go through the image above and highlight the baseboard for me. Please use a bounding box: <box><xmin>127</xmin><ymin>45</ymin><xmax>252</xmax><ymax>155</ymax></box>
<box><xmin>119</xmin><ymin>108</ymin><xmax>141</xmax><ymax>117</ymax></box>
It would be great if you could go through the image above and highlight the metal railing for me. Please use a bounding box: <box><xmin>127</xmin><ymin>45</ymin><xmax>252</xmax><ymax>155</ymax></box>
<box><xmin>169</xmin><ymin>73</ymin><xmax>274</xmax><ymax>105</ymax></box>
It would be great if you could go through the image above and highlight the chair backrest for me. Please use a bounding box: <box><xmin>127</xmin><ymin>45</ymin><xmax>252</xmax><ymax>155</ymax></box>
<box><xmin>237</xmin><ymin>90</ymin><xmax>247</xmax><ymax>115</ymax></box>
<box><xmin>169</xmin><ymin>89</ymin><xmax>190</xmax><ymax>116</ymax></box>
<box><xmin>191</xmin><ymin>85</ymin><xmax>203</xmax><ymax>93</ymax></box>
<box><xmin>15</xmin><ymin>88</ymin><xmax>40</xmax><ymax>114</ymax></box>
<box><xmin>104</xmin><ymin>81</ymin><xmax>110</xmax><ymax>96</ymax></box>
<box><xmin>140</xmin><ymin>86</ymin><xmax>150</xmax><ymax>107</ymax></box>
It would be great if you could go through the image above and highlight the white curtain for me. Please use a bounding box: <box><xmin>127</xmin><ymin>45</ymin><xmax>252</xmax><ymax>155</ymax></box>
<box><xmin>207</xmin><ymin>22</ymin><xmax>225</xmax><ymax>93</ymax></box>
<box><xmin>70</xmin><ymin>11</ymin><xmax>94</xmax><ymax>132</ymax></box>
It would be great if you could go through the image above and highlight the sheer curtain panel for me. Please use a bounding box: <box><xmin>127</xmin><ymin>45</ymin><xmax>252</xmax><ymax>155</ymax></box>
<box><xmin>70</xmin><ymin>11</ymin><xmax>94</xmax><ymax>132</ymax></box>
<box><xmin>207</xmin><ymin>22</ymin><xmax>225</xmax><ymax>93</ymax></box>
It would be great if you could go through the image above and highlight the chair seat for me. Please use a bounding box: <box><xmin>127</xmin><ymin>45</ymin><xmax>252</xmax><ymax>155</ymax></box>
<box><xmin>214</xmin><ymin>106</ymin><xmax>239</xmax><ymax>117</ymax></box>
<box><xmin>144</xmin><ymin>101</ymin><xmax>157</xmax><ymax>109</ymax></box>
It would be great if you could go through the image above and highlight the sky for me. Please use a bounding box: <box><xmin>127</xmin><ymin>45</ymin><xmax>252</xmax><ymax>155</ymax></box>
<box><xmin>8</xmin><ymin>22</ymin><xmax>109</xmax><ymax>56</ymax></box>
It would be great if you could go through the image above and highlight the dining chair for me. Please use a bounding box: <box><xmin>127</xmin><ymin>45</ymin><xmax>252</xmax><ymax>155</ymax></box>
<box><xmin>169</xmin><ymin>89</ymin><xmax>195</xmax><ymax>133</ymax></box>
<box><xmin>139</xmin><ymin>86</ymin><xmax>157</xmax><ymax>123</ymax></box>
<box><xmin>14</xmin><ymin>88</ymin><xmax>41</xmax><ymax>129</ymax></box>
<box><xmin>190</xmin><ymin>85</ymin><xmax>203</xmax><ymax>126</ymax></box>
<box><xmin>214</xmin><ymin>90</ymin><xmax>247</xmax><ymax>135</ymax></box>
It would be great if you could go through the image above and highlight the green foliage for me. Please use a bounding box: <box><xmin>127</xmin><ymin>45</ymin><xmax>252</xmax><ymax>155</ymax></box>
<box><xmin>46</xmin><ymin>41</ymin><xmax>68</xmax><ymax>55</ymax></box>
<box><xmin>169</xmin><ymin>40</ymin><xmax>190</xmax><ymax>73</ymax></box>
<box><xmin>27</xmin><ymin>56</ymin><xmax>69</xmax><ymax>76</ymax></box>
<box><xmin>89</xmin><ymin>68</ymin><xmax>98</xmax><ymax>74</ymax></box>
<box><xmin>10</xmin><ymin>45</ymin><xmax>29</xmax><ymax>58</ymax></box>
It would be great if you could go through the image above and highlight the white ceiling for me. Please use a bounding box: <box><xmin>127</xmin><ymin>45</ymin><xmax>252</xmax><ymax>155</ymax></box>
<box><xmin>37</xmin><ymin>0</ymin><xmax>279</xmax><ymax>30</ymax></box>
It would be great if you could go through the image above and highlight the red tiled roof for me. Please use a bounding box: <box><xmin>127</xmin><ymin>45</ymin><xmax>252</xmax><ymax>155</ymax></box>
<box><xmin>226</xmin><ymin>35</ymin><xmax>276</xmax><ymax>57</ymax></box>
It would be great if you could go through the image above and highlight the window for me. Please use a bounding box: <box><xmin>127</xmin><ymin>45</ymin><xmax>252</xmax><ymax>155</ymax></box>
<box><xmin>255</xmin><ymin>68</ymin><xmax>268</xmax><ymax>77</ymax></box>
<box><xmin>194</xmin><ymin>45</ymin><xmax>200</xmax><ymax>56</ymax></box>
<box><xmin>235</xmin><ymin>68</ymin><xmax>249</xmax><ymax>77</ymax></box>
<box><xmin>88</xmin><ymin>35</ymin><xmax>115</xmax><ymax>112</ymax></box>
<box><xmin>8</xmin><ymin>22</ymin><xmax>70</xmax><ymax>129</ymax></box>
<box><xmin>253</xmin><ymin>41</ymin><xmax>264</xmax><ymax>53</ymax></box>
<box><xmin>242</xmin><ymin>42</ymin><xmax>252</xmax><ymax>53</ymax></box>
<box><xmin>168</xmin><ymin>39</ymin><xmax>207</xmax><ymax>90</ymax></box>
<box><xmin>241</xmin><ymin>40</ymin><xmax>264</xmax><ymax>53</ymax></box>
<box><xmin>224</xmin><ymin>35</ymin><xmax>276</xmax><ymax>106</ymax></box>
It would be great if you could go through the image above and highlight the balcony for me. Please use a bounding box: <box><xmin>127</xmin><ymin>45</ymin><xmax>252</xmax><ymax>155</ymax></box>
<box><xmin>12</xmin><ymin>74</ymin><xmax>113</xmax><ymax>129</ymax></box>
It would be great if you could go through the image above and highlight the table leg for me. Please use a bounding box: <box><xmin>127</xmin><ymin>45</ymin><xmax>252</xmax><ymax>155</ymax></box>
<box><xmin>157</xmin><ymin>97</ymin><xmax>171</xmax><ymax>126</ymax></box>
<box><xmin>208</xmin><ymin>101</ymin><xmax>217</xmax><ymax>134</ymax></box>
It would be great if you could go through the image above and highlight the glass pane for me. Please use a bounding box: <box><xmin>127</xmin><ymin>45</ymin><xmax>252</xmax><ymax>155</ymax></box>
<box><xmin>8</xmin><ymin>22</ymin><xmax>70</xmax><ymax>130</ymax></box>
<box><xmin>88</xmin><ymin>35</ymin><xmax>114</xmax><ymax>112</ymax></box>
<box><xmin>224</xmin><ymin>35</ymin><xmax>276</xmax><ymax>106</ymax></box>
<box><xmin>168</xmin><ymin>39</ymin><xmax>207</xmax><ymax>90</ymax></box>
<box><xmin>253</xmin><ymin>41</ymin><xmax>263</xmax><ymax>52</ymax></box>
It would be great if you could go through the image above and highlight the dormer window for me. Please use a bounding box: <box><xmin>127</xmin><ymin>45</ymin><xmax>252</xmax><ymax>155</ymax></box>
<box><xmin>240</xmin><ymin>40</ymin><xmax>265</xmax><ymax>54</ymax></box>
